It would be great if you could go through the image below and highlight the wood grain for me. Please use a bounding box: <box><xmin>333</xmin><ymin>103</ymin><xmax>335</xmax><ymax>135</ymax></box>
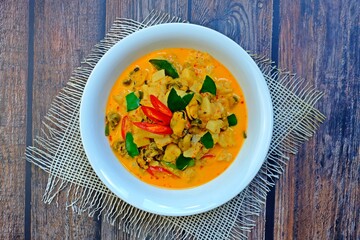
<box><xmin>0</xmin><ymin>1</ymin><xmax>29</xmax><ymax>239</ymax></box>
<box><xmin>274</xmin><ymin>0</ymin><xmax>360</xmax><ymax>239</ymax></box>
<box><xmin>106</xmin><ymin>0</ymin><xmax>188</xmax><ymax>32</ymax></box>
<box><xmin>1</xmin><ymin>0</ymin><xmax>359</xmax><ymax>239</ymax></box>
<box><xmin>30</xmin><ymin>0</ymin><xmax>104</xmax><ymax>239</ymax></box>
<box><xmin>190</xmin><ymin>1</ymin><xmax>273</xmax><ymax>239</ymax></box>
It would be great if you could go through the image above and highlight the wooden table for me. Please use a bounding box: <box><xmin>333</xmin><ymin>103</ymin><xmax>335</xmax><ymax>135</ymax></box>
<box><xmin>1</xmin><ymin>0</ymin><xmax>359</xmax><ymax>239</ymax></box>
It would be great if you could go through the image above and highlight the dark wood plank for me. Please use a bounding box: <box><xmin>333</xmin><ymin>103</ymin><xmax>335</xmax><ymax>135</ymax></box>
<box><xmin>0</xmin><ymin>1</ymin><xmax>29</xmax><ymax>239</ymax></box>
<box><xmin>191</xmin><ymin>0</ymin><xmax>273</xmax><ymax>55</ymax></box>
<box><xmin>101</xmin><ymin>2</ymin><xmax>189</xmax><ymax>238</ymax></box>
<box><xmin>275</xmin><ymin>0</ymin><xmax>360</xmax><ymax>239</ymax></box>
<box><xmin>105</xmin><ymin>0</ymin><xmax>188</xmax><ymax>32</ymax></box>
<box><xmin>30</xmin><ymin>0</ymin><xmax>105</xmax><ymax>239</ymax></box>
<box><xmin>191</xmin><ymin>1</ymin><xmax>273</xmax><ymax>239</ymax></box>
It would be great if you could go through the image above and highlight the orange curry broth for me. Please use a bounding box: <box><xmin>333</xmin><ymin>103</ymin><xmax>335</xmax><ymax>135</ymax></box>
<box><xmin>106</xmin><ymin>48</ymin><xmax>247</xmax><ymax>189</ymax></box>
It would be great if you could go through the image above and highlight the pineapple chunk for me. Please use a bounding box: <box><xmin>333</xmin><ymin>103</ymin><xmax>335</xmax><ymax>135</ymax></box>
<box><xmin>181</xmin><ymin>68</ymin><xmax>196</xmax><ymax>86</ymax></box>
<box><xmin>151</xmin><ymin>69</ymin><xmax>165</xmax><ymax>82</ymax></box>
<box><xmin>216</xmin><ymin>150</ymin><xmax>233</xmax><ymax>161</ymax></box>
<box><xmin>132</xmin><ymin>69</ymin><xmax>148</xmax><ymax>87</ymax></box>
<box><xmin>212</xmin><ymin>133</ymin><xmax>219</xmax><ymax>144</ymax></box>
<box><xmin>163</xmin><ymin>144</ymin><xmax>181</xmax><ymax>163</ymax></box>
<box><xmin>154</xmin><ymin>135</ymin><xmax>173</xmax><ymax>149</ymax></box>
<box><xmin>211</xmin><ymin>102</ymin><xmax>226</xmax><ymax>120</ymax></box>
<box><xmin>218</xmin><ymin>128</ymin><xmax>235</xmax><ymax>147</ymax></box>
<box><xmin>133</xmin><ymin>136</ymin><xmax>150</xmax><ymax>147</ymax></box>
<box><xmin>170</xmin><ymin>112</ymin><xmax>187</xmax><ymax>137</ymax></box>
<box><xmin>178</xmin><ymin>134</ymin><xmax>192</xmax><ymax>151</ymax></box>
<box><xmin>133</xmin><ymin>126</ymin><xmax>163</xmax><ymax>139</ymax></box>
<box><xmin>206</xmin><ymin>120</ymin><xmax>224</xmax><ymax>134</ymax></box>
<box><xmin>113</xmin><ymin>89</ymin><xmax>131</xmax><ymax>107</ymax></box>
<box><xmin>190</xmin><ymin>81</ymin><xmax>202</xmax><ymax>93</ymax></box>
<box><xmin>216</xmin><ymin>78</ymin><xmax>232</xmax><ymax>95</ymax></box>
<box><xmin>198</xmin><ymin>96</ymin><xmax>212</xmax><ymax>119</ymax></box>
<box><xmin>183</xmin><ymin>142</ymin><xmax>202</xmax><ymax>158</ymax></box>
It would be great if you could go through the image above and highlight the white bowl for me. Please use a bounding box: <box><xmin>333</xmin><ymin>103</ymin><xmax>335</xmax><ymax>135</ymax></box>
<box><xmin>80</xmin><ymin>23</ymin><xmax>273</xmax><ymax>216</ymax></box>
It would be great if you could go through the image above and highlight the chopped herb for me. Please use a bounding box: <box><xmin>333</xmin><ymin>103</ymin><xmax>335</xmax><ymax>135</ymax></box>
<box><xmin>107</xmin><ymin>112</ymin><xmax>121</xmax><ymax>129</ymax></box>
<box><xmin>125</xmin><ymin>92</ymin><xmax>140</xmax><ymax>111</ymax></box>
<box><xmin>227</xmin><ymin>114</ymin><xmax>238</xmax><ymax>127</ymax></box>
<box><xmin>191</xmin><ymin>119</ymin><xmax>202</xmax><ymax>126</ymax></box>
<box><xmin>149</xmin><ymin>59</ymin><xmax>179</xmax><ymax>78</ymax></box>
<box><xmin>167</xmin><ymin>88</ymin><xmax>194</xmax><ymax>112</ymax></box>
<box><xmin>133</xmin><ymin>67</ymin><xmax>140</xmax><ymax>72</ymax></box>
<box><xmin>176</xmin><ymin>154</ymin><xmax>194</xmax><ymax>170</ymax></box>
<box><xmin>200</xmin><ymin>75</ymin><xmax>217</xmax><ymax>95</ymax></box>
<box><xmin>105</xmin><ymin>123</ymin><xmax>110</xmax><ymax>136</ymax></box>
<box><xmin>233</xmin><ymin>95</ymin><xmax>239</xmax><ymax>103</ymax></box>
<box><xmin>137</xmin><ymin>90</ymin><xmax>144</xmax><ymax>99</ymax></box>
<box><xmin>243</xmin><ymin>131</ymin><xmax>247</xmax><ymax>139</ymax></box>
<box><xmin>122</xmin><ymin>79</ymin><xmax>132</xmax><ymax>86</ymax></box>
<box><xmin>125</xmin><ymin>132</ymin><xmax>139</xmax><ymax>157</ymax></box>
<box><xmin>200</xmin><ymin>132</ymin><xmax>214</xmax><ymax>149</ymax></box>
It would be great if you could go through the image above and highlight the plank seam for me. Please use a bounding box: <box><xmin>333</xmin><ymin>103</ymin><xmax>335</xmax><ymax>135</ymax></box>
<box><xmin>265</xmin><ymin>0</ymin><xmax>281</xmax><ymax>239</ymax></box>
<box><xmin>25</xmin><ymin>0</ymin><xmax>35</xmax><ymax>239</ymax></box>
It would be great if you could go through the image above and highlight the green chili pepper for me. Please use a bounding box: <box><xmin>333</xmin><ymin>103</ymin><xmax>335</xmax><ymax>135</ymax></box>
<box><xmin>125</xmin><ymin>132</ymin><xmax>139</xmax><ymax>157</ymax></box>
<box><xmin>149</xmin><ymin>59</ymin><xmax>179</xmax><ymax>78</ymax></box>
<box><xmin>167</xmin><ymin>88</ymin><xmax>194</xmax><ymax>112</ymax></box>
<box><xmin>125</xmin><ymin>92</ymin><xmax>140</xmax><ymax>111</ymax></box>
<box><xmin>161</xmin><ymin>161</ymin><xmax>177</xmax><ymax>170</ymax></box>
<box><xmin>176</xmin><ymin>154</ymin><xmax>195</xmax><ymax>171</ymax></box>
<box><xmin>200</xmin><ymin>75</ymin><xmax>217</xmax><ymax>95</ymax></box>
<box><xmin>227</xmin><ymin>114</ymin><xmax>238</xmax><ymax>127</ymax></box>
<box><xmin>200</xmin><ymin>131</ymin><xmax>214</xmax><ymax>149</ymax></box>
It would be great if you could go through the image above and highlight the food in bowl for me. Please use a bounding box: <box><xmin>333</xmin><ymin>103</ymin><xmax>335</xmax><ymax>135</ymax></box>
<box><xmin>105</xmin><ymin>48</ymin><xmax>247</xmax><ymax>189</ymax></box>
<box><xmin>81</xmin><ymin>23</ymin><xmax>273</xmax><ymax>216</ymax></box>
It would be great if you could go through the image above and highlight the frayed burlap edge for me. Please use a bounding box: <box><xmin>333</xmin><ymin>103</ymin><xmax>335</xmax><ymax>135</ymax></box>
<box><xmin>25</xmin><ymin>10</ymin><xmax>325</xmax><ymax>240</ymax></box>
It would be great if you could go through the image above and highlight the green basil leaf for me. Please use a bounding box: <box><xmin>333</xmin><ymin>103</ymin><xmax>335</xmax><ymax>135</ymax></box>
<box><xmin>149</xmin><ymin>59</ymin><xmax>179</xmax><ymax>79</ymax></box>
<box><xmin>182</xmin><ymin>92</ymin><xmax>194</xmax><ymax>106</ymax></box>
<box><xmin>125</xmin><ymin>92</ymin><xmax>140</xmax><ymax>111</ymax></box>
<box><xmin>167</xmin><ymin>88</ymin><xmax>183</xmax><ymax>112</ymax></box>
<box><xmin>167</xmin><ymin>88</ymin><xmax>194</xmax><ymax>112</ymax></box>
<box><xmin>227</xmin><ymin>114</ymin><xmax>238</xmax><ymax>127</ymax></box>
<box><xmin>161</xmin><ymin>161</ymin><xmax>177</xmax><ymax>169</ymax></box>
<box><xmin>200</xmin><ymin>75</ymin><xmax>217</xmax><ymax>95</ymax></box>
<box><xmin>187</xmin><ymin>159</ymin><xmax>195</xmax><ymax>167</ymax></box>
<box><xmin>176</xmin><ymin>154</ymin><xmax>194</xmax><ymax>171</ymax></box>
<box><xmin>125</xmin><ymin>132</ymin><xmax>139</xmax><ymax>157</ymax></box>
<box><xmin>105</xmin><ymin>123</ymin><xmax>110</xmax><ymax>136</ymax></box>
<box><xmin>200</xmin><ymin>132</ymin><xmax>214</xmax><ymax>149</ymax></box>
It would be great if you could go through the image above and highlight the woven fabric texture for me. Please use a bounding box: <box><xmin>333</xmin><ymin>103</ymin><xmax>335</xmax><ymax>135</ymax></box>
<box><xmin>26</xmin><ymin>11</ymin><xmax>325</xmax><ymax>240</ymax></box>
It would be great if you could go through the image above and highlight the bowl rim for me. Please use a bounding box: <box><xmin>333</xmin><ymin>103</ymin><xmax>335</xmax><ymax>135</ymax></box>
<box><xmin>80</xmin><ymin>23</ymin><xmax>273</xmax><ymax>216</ymax></box>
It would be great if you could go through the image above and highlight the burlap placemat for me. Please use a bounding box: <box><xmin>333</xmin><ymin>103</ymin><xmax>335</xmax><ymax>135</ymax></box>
<box><xmin>26</xmin><ymin>11</ymin><xmax>325</xmax><ymax>239</ymax></box>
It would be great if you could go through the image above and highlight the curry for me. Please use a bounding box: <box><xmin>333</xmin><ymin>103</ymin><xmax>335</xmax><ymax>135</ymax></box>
<box><xmin>105</xmin><ymin>48</ymin><xmax>247</xmax><ymax>189</ymax></box>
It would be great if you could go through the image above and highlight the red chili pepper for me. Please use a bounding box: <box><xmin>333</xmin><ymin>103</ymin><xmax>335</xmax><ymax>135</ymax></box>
<box><xmin>133</xmin><ymin>122</ymin><xmax>173</xmax><ymax>135</ymax></box>
<box><xmin>147</xmin><ymin>166</ymin><xmax>178</xmax><ymax>177</ymax></box>
<box><xmin>121</xmin><ymin>115</ymin><xmax>129</xmax><ymax>139</ymax></box>
<box><xmin>141</xmin><ymin>106</ymin><xmax>172</xmax><ymax>125</ymax></box>
<box><xmin>146</xmin><ymin>167</ymin><xmax>155</xmax><ymax>176</ymax></box>
<box><xmin>201</xmin><ymin>154</ymin><xmax>215</xmax><ymax>159</ymax></box>
<box><xmin>150</xmin><ymin>95</ymin><xmax>173</xmax><ymax>117</ymax></box>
